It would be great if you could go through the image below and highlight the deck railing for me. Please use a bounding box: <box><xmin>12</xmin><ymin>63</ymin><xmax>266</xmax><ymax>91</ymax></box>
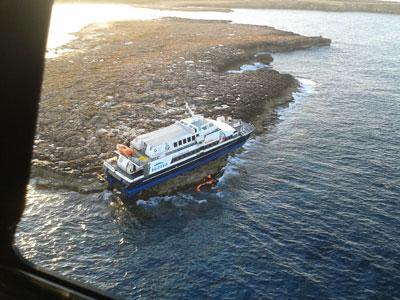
<box><xmin>240</xmin><ymin>122</ymin><xmax>255</xmax><ymax>136</ymax></box>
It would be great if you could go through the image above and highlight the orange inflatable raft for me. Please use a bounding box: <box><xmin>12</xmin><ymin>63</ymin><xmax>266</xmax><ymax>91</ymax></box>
<box><xmin>116</xmin><ymin>144</ymin><xmax>134</xmax><ymax>157</ymax></box>
<box><xmin>195</xmin><ymin>175</ymin><xmax>218</xmax><ymax>192</ymax></box>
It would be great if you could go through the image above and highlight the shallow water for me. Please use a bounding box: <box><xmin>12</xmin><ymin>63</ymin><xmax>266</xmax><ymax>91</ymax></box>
<box><xmin>17</xmin><ymin>7</ymin><xmax>400</xmax><ymax>299</ymax></box>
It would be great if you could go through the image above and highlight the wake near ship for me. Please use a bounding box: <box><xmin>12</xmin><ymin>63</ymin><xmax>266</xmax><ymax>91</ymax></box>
<box><xmin>103</xmin><ymin>103</ymin><xmax>254</xmax><ymax>199</ymax></box>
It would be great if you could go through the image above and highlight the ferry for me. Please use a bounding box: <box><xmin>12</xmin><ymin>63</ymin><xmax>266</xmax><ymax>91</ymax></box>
<box><xmin>103</xmin><ymin>103</ymin><xmax>254</xmax><ymax>199</ymax></box>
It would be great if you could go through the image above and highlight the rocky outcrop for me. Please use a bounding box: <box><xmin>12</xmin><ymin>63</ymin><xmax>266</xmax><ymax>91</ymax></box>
<box><xmin>255</xmin><ymin>53</ymin><xmax>273</xmax><ymax>64</ymax></box>
<box><xmin>113</xmin><ymin>0</ymin><xmax>400</xmax><ymax>15</ymax></box>
<box><xmin>33</xmin><ymin>18</ymin><xmax>330</xmax><ymax>195</ymax></box>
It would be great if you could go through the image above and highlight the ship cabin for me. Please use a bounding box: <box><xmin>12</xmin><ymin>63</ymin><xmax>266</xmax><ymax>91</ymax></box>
<box><xmin>131</xmin><ymin>120</ymin><xmax>196</xmax><ymax>160</ymax></box>
<box><xmin>130</xmin><ymin>114</ymin><xmax>235</xmax><ymax>162</ymax></box>
<box><xmin>113</xmin><ymin>114</ymin><xmax>238</xmax><ymax>177</ymax></box>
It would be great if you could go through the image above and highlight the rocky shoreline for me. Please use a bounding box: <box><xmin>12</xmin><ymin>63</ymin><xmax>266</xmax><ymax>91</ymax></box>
<box><xmin>33</xmin><ymin>18</ymin><xmax>330</xmax><ymax>195</ymax></box>
<box><xmin>58</xmin><ymin>0</ymin><xmax>400</xmax><ymax>15</ymax></box>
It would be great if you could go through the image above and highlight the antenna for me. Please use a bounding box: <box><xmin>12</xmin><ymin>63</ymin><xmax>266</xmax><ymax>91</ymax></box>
<box><xmin>185</xmin><ymin>102</ymin><xmax>195</xmax><ymax>118</ymax></box>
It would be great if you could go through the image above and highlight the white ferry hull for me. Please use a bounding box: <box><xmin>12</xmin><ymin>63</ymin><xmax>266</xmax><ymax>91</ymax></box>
<box><xmin>105</xmin><ymin>133</ymin><xmax>251</xmax><ymax>199</ymax></box>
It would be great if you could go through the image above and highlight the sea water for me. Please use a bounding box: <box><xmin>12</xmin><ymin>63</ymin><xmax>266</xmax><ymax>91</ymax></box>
<box><xmin>17</xmin><ymin>7</ymin><xmax>400</xmax><ymax>299</ymax></box>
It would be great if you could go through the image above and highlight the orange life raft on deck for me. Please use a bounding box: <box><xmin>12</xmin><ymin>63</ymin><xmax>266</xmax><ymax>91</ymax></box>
<box><xmin>116</xmin><ymin>144</ymin><xmax>134</xmax><ymax>157</ymax></box>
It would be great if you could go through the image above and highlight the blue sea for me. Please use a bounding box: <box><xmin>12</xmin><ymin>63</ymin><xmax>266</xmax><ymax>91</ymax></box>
<box><xmin>16</xmin><ymin>8</ymin><xmax>400</xmax><ymax>299</ymax></box>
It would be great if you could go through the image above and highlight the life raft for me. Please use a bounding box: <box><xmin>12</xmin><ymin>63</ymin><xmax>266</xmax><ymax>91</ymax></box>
<box><xmin>116</xmin><ymin>144</ymin><xmax>134</xmax><ymax>157</ymax></box>
<box><xmin>195</xmin><ymin>175</ymin><xmax>217</xmax><ymax>192</ymax></box>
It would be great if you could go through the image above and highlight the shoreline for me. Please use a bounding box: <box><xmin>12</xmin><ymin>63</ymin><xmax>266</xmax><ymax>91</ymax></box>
<box><xmin>33</xmin><ymin>17</ymin><xmax>330</xmax><ymax>195</ymax></box>
<box><xmin>31</xmin><ymin>80</ymin><xmax>299</xmax><ymax>195</ymax></box>
<box><xmin>56</xmin><ymin>0</ymin><xmax>400</xmax><ymax>15</ymax></box>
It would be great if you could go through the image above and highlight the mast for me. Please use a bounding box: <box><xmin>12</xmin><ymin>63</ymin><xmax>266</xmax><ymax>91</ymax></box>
<box><xmin>185</xmin><ymin>102</ymin><xmax>196</xmax><ymax>118</ymax></box>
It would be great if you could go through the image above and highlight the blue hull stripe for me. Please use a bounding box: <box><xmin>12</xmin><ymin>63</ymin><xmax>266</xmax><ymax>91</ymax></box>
<box><xmin>107</xmin><ymin>135</ymin><xmax>248</xmax><ymax>199</ymax></box>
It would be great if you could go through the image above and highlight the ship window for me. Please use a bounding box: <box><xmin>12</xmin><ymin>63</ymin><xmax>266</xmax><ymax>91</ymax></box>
<box><xmin>183</xmin><ymin>139</ymin><xmax>186</xmax><ymax>144</ymax></box>
<box><xmin>187</xmin><ymin>137</ymin><xmax>191</xmax><ymax>142</ymax></box>
<box><xmin>179</xmin><ymin>141</ymin><xmax>182</xmax><ymax>146</ymax></box>
<box><xmin>174</xmin><ymin>142</ymin><xmax>177</xmax><ymax>147</ymax></box>
<box><xmin>196</xmin><ymin>134</ymin><xmax>199</xmax><ymax>137</ymax></box>
<box><xmin>192</xmin><ymin>135</ymin><xmax>195</xmax><ymax>140</ymax></box>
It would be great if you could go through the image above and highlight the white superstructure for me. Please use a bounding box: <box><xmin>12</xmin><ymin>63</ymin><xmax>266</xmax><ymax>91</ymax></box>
<box><xmin>104</xmin><ymin>104</ymin><xmax>253</xmax><ymax>186</ymax></box>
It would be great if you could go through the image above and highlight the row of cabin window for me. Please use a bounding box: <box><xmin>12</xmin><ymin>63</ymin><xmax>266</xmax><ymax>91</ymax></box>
<box><xmin>202</xmin><ymin>140</ymin><xmax>219</xmax><ymax>149</ymax></box>
<box><xmin>171</xmin><ymin>140</ymin><xmax>220</xmax><ymax>163</ymax></box>
<box><xmin>171</xmin><ymin>148</ymin><xmax>199</xmax><ymax>163</ymax></box>
<box><xmin>173</xmin><ymin>135</ymin><xmax>196</xmax><ymax>148</ymax></box>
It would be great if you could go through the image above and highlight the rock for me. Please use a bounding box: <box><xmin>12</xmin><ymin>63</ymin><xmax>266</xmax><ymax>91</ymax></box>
<box><xmin>255</xmin><ymin>53</ymin><xmax>273</xmax><ymax>64</ymax></box>
<box><xmin>70</xmin><ymin>169</ymin><xmax>81</xmax><ymax>176</ymax></box>
<box><xmin>99</xmin><ymin>153</ymin><xmax>108</xmax><ymax>159</ymax></box>
<box><xmin>96</xmin><ymin>128</ymin><xmax>108</xmax><ymax>136</ymax></box>
<box><xmin>33</xmin><ymin>17</ymin><xmax>329</xmax><ymax>195</ymax></box>
<box><xmin>58</xmin><ymin>161</ymin><xmax>68</xmax><ymax>167</ymax></box>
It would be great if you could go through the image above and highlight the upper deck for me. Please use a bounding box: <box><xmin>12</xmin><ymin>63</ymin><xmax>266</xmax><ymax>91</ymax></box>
<box><xmin>133</xmin><ymin>122</ymin><xmax>194</xmax><ymax>148</ymax></box>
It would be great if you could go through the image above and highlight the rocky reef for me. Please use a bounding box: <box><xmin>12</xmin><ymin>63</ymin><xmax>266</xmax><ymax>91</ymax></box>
<box><xmin>32</xmin><ymin>18</ymin><xmax>330</xmax><ymax>195</ymax></box>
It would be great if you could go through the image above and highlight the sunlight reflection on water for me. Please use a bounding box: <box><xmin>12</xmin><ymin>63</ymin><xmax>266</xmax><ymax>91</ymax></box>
<box><xmin>47</xmin><ymin>4</ymin><xmax>162</xmax><ymax>56</ymax></box>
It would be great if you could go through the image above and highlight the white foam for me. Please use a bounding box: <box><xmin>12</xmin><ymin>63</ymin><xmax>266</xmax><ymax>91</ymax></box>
<box><xmin>136</xmin><ymin>192</ymin><xmax>202</xmax><ymax>209</ymax></box>
<box><xmin>277</xmin><ymin>77</ymin><xmax>317</xmax><ymax>121</ymax></box>
<box><xmin>136</xmin><ymin>199</ymin><xmax>147</xmax><ymax>207</ymax></box>
<box><xmin>218</xmin><ymin>165</ymin><xmax>240</xmax><ymax>184</ymax></box>
<box><xmin>297</xmin><ymin>78</ymin><xmax>317</xmax><ymax>94</ymax></box>
<box><xmin>195</xmin><ymin>199</ymin><xmax>208</xmax><ymax>204</ymax></box>
<box><xmin>136</xmin><ymin>195</ymin><xmax>173</xmax><ymax>208</ymax></box>
<box><xmin>216</xmin><ymin>191</ymin><xmax>224</xmax><ymax>198</ymax></box>
<box><xmin>100</xmin><ymin>190</ymin><xmax>115</xmax><ymax>202</ymax></box>
<box><xmin>226</xmin><ymin>62</ymin><xmax>268</xmax><ymax>74</ymax></box>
